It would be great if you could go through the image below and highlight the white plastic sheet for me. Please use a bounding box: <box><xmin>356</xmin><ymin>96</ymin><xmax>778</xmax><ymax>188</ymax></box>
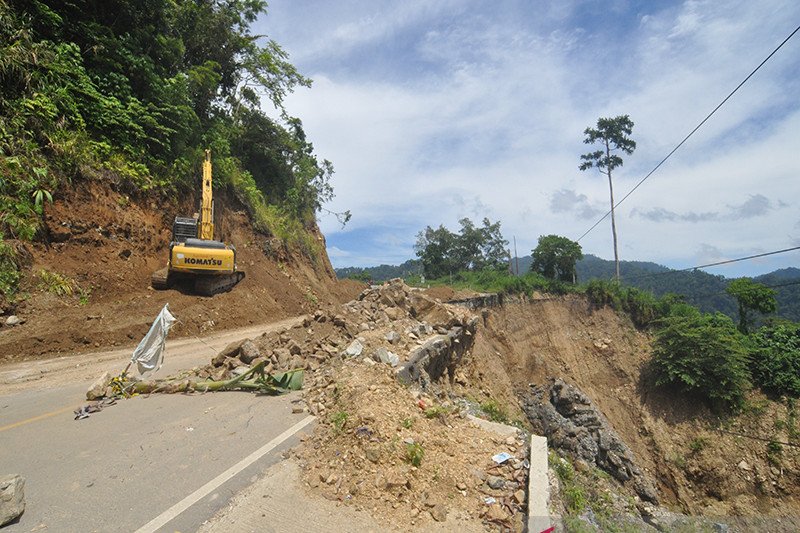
<box><xmin>131</xmin><ymin>304</ymin><xmax>176</xmax><ymax>375</ymax></box>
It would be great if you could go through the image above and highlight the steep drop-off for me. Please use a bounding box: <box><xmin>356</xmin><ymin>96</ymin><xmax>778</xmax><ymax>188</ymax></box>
<box><xmin>464</xmin><ymin>296</ymin><xmax>800</xmax><ymax>523</ymax></box>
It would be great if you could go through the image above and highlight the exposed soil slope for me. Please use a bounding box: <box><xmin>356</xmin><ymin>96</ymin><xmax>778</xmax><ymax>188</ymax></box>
<box><xmin>0</xmin><ymin>179</ymin><xmax>363</xmax><ymax>363</ymax></box>
<box><xmin>467</xmin><ymin>296</ymin><xmax>800</xmax><ymax>522</ymax></box>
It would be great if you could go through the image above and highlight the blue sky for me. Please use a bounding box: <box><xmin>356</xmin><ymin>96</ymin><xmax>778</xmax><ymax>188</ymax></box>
<box><xmin>255</xmin><ymin>1</ymin><xmax>800</xmax><ymax>277</ymax></box>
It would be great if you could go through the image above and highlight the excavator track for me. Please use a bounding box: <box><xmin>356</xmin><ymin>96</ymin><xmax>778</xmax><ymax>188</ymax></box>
<box><xmin>194</xmin><ymin>271</ymin><xmax>245</xmax><ymax>296</ymax></box>
<box><xmin>151</xmin><ymin>267</ymin><xmax>171</xmax><ymax>290</ymax></box>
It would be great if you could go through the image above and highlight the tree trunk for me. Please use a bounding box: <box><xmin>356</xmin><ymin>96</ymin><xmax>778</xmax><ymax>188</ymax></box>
<box><xmin>605</xmin><ymin>140</ymin><xmax>620</xmax><ymax>282</ymax></box>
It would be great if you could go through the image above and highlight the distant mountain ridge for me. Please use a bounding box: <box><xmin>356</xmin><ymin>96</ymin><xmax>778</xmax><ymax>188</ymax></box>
<box><xmin>336</xmin><ymin>256</ymin><xmax>800</xmax><ymax>322</ymax></box>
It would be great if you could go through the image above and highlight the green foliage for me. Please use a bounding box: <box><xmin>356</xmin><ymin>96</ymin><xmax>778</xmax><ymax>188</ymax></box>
<box><xmin>0</xmin><ymin>238</ymin><xmax>21</xmax><ymax>299</ymax></box>
<box><xmin>688</xmin><ymin>436</ymin><xmax>708</xmax><ymax>454</ymax></box>
<box><xmin>585</xmin><ymin>279</ymin><xmax>621</xmax><ymax>309</ymax></box>
<box><xmin>480</xmin><ymin>399</ymin><xmax>509</xmax><ymax>423</ymax></box>
<box><xmin>36</xmin><ymin>269</ymin><xmax>76</xmax><ymax>296</ymax></box>
<box><xmin>579</xmin><ymin>115</ymin><xmax>637</xmax><ymax>173</ymax></box>
<box><xmin>330</xmin><ymin>410</ymin><xmax>348</xmax><ymax>434</ymax></box>
<box><xmin>401</xmin><ymin>417</ymin><xmax>414</xmax><ymax>429</ymax></box>
<box><xmin>749</xmin><ymin>323</ymin><xmax>800</xmax><ymax>397</ymax></box>
<box><xmin>726</xmin><ymin>278</ymin><xmax>777</xmax><ymax>333</ymax></box>
<box><xmin>767</xmin><ymin>440</ymin><xmax>783</xmax><ymax>465</ymax></box>
<box><xmin>423</xmin><ymin>406</ymin><xmax>451</xmax><ymax>419</ymax></box>
<box><xmin>531</xmin><ymin>234</ymin><xmax>583</xmax><ymax>283</ymax></box>
<box><xmin>620</xmin><ymin>286</ymin><xmax>660</xmax><ymax>328</ymax></box>
<box><xmin>414</xmin><ymin>217</ymin><xmax>508</xmax><ymax>279</ymax></box>
<box><xmin>336</xmin><ymin>259</ymin><xmax>423</xmax><ymax>283</ymax></box>
<box><xmin>0</xmin><ymin>0</ymin><xmax>338</xmax><ymax>248</ymax></box>
<box><xmin>404</xmin><ymin>442</ymin><xmax>424</xmax><ymax>467</ymax></box>
<box><xmin>424</xmin><ymin>269</ymin><xmax>566</xmax><ymax>298</ymax></box>
<box><xmin>652</xmin><ymin>309</ymin><xmax>751</xmax><ymax>411</ymax></box>
<box><xmin>583</xmin><ymin>280</ymin><xmax>663</xmax><ymax>328</ymax></box>
<box><xmin>346</xmin><ymin>271</ymin><xmax>372</xmax><ymax>283</ymax></box>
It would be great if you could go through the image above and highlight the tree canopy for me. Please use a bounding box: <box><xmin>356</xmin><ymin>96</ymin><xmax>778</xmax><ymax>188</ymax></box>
<box><xmin>530</xmin><ymin>235</ymin><xmax>583</xmax><ymax>283</ymax></box>
<box><xmin>725</xmin><ymin>278</ymin><xmax>777</xmax><ymax>333</ymax></box>
<box><xmin>414</xmin><ymin>218</ymin><xmax>509</xmax><ymax>279</ymax></box>
<box><xmin>0</xmin><ymin>0</ymin><xmax>336</xmax><ymax>245</ymax></box>
<box><xmin>579</xmin><ymin>115</ymin><xmax>636</xmax><ymax>281</ymax></box>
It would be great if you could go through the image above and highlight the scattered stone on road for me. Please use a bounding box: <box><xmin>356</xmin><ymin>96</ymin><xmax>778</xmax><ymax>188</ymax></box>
<box><xmin>0</xmin><ymin>474</ymin><xmax>25</xmax><ymax>526</ymax></box>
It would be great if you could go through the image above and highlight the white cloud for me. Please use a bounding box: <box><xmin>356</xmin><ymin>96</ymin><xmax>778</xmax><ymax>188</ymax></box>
<box><xmin>260</xmin><ymin>0</ymin><xmax>800</xmax><ymax>275</ymax></box>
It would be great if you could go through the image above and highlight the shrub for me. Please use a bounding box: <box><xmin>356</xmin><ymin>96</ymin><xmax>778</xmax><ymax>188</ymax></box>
<box><xmin>36</xmin><ymin>269</ymin><xmax>76</xmax><ymax>296</ymax></box>
<box><xmin>652</xmin><ymin>309</ymin><xmax>751</xmax><ymax>411</ymax></box>
<box><xmin>621</xmin><ymin>287</ymin><xmax>659</xmax><ymax>328</ymax></box>
<box><xmin>585</xmin><ymin>279</ymin><xmax>620</xmax><ymax>310</ymax></box>
<box><xmin>749</xmin><ymin>324</ymin><xmax>800</xmax><ymax>397</ymax></box>
<box><xmin>0</xmin><ymin>239</ymin><xmax>20</xmax><ymax>299</ymax></box>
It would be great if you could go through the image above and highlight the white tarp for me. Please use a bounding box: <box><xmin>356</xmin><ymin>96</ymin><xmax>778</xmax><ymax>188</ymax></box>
<box><xmin>131</xmin><ymin>304</ymin><xmax>176</xmax><ymax>375</ymax></box>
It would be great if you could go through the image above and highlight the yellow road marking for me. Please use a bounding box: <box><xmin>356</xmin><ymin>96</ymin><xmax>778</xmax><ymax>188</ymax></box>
<box><xmin>0</xmin><ymin>405</ymin><xmax>76</xmax><ymax>432</ymax></box>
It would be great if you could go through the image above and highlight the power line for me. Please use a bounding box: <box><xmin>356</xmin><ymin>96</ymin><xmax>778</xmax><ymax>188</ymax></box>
<box><xmin>669</xmin><ymin>279</ymin><xmax>800</xmax><ymax>304</ymax></box>
<box><xmin>577</xmin><ymin>23</ymin><xmax>800</xmax><ymax>243</ymax></box>
<box><xmin>622</xmin><ymin>245</ymin><xmax>800</xmax><ymax>282</ymax></box>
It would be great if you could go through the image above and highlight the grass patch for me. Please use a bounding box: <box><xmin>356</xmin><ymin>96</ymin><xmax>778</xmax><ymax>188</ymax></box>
<box><xmin>330</xmin><ymin>410</ymin><xmax>348</xmax><ymax>434</ymax></box>
<box><xmin>480</xmin><ymin>399</ymin><xmax>509</xmax><ymax>423</ymax></box>
<box><xmin>688</xmin><ymin>436</ymin><xmax>708</xmax><ymax>454</ymax></box>
<box><xmin>404</xmin><ymin>442</ymin><xmax>424</xmax><ymax>467</ymax></box>
<box><xmin>423</xmin><ymin>405</ymin><xmax>452</xmax><ymax>419</ymax></box>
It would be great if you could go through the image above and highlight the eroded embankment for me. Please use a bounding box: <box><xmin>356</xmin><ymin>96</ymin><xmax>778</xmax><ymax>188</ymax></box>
<box><xmin>466</xmin><ymin>296</ymin><xmax>800</xmax><ymax>527</ymax></box>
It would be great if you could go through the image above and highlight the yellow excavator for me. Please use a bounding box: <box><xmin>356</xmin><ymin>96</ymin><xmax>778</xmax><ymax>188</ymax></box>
<box><xmin>151</xmin><ymin>150</ymin><xmax>245</xmax><ymax>295</ymax></box>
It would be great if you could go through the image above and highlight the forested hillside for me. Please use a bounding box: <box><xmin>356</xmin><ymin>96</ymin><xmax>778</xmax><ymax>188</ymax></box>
<box><xmin>0</xmin><ymin>0</ymin><xmax>336</xmax><ymax>302</ymax></box>
<box><xmin>339</xmin><ymin>253</ymin><xmax>799</xmax><ymax>321</ymax></box>
<box><xmin>335</xmin><ymin>259</ymin><xmax>423</xmax><ymax>282</ymax></box>
<box><xmin>518</xmin><ymin>254</ymin><xmax>800</xmax><ymax>321</ymax></box>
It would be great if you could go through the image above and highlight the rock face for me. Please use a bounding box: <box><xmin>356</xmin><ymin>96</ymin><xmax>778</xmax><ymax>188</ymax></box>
<box><xmin>522</xmin><ymin>379</ymin><xmax>659</xmax><ymax>504</ymax></box>
<box><xmin>0</xmin><ymin>474</ymin><xmax>25</xmax><ymax>526</ymax></box>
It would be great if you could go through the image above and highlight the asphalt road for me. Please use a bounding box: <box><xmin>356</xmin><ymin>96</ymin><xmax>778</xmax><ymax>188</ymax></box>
<box><xmin>0</xmin><ymin>318</ymin><xmax>314</xmax><ymax>532</ymax></box>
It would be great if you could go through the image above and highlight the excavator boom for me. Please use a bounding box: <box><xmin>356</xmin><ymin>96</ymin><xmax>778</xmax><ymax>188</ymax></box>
<box><xmin>200</xmin><ymin>149</ymin><xmax>214</xmax><ymax>240</ymax></box>
<box><xmin>151</xmin><ymin>149</ymin><xmax>244</xmax><ymax>295</ymax></box>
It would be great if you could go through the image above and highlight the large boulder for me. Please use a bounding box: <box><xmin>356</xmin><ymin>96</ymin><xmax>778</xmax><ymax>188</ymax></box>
<box><xmin>0</xmin><ymin>474</ymin><xmax>25</xmax><ymax>526</ymax></box>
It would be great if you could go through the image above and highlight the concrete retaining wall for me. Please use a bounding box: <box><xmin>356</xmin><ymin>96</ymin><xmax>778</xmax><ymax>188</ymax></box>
<box><xmin>446</xmin><ymin>292</ymin><xmax>503</xmax><ymax>309</ymax></box>
<box><xmin>396</xmin><ymin>316</ymin><xmax>479</xmax><ymax>389</ymax></box>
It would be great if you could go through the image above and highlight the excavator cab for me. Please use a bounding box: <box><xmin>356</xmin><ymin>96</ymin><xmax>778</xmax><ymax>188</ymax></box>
<box><xmin>151</xmin><ymin>151</ymin><xmax>245</xmax><ymax>295</ymax></box>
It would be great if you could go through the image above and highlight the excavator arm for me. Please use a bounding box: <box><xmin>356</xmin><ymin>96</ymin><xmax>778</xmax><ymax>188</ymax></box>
<box><xmin>200</xmin><ymin>149</ymin><xmax>214</xmax><ymax>240</ymax></box>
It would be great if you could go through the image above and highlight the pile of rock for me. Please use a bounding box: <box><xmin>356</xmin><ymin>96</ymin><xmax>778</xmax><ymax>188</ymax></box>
<box><xmin>522</xmin><ymin>378</ymin><xmax>659</xmax><ymax>504</ymax></box>
<box><xmin>195</xmin><ymin>279</ymin><xmax>474</xmax><ymax>383</ymax></box>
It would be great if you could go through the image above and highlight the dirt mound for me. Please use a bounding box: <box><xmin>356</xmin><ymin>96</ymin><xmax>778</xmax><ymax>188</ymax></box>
<box><xmin>0</xmin><ymin>180</ymin><xmax>363</xmax><ymax>364</ymax></box>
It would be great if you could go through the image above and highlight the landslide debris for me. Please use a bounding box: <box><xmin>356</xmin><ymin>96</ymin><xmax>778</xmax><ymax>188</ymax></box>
<box><xmin>222</xmin><ymin>279</ymin><xmax>532</xmax><ymax>530</ymax></box>
<box><xmin>523</xmin><ymin>378</ymin><xmax>659</xmax><ymax>505</ymax></box>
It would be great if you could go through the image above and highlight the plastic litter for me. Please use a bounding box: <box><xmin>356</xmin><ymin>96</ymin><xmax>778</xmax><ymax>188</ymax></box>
<box><xmin>492</xmin><ymin>452</ymin><xmax>512</xmax><ymax>464</ymax></box>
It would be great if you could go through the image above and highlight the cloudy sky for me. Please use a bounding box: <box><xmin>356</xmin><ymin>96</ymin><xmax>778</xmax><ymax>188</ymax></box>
<box><xmin>255</xmin><ymin>0</ymin><xmax>800</xmax><ymax>277</ymax></box>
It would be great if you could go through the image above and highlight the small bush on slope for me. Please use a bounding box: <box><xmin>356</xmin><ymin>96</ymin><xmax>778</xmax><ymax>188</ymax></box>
<box><xmin>652</xmin><ymin>308</ymin><xmax>751</xmax><ymax>411</ymax></box>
